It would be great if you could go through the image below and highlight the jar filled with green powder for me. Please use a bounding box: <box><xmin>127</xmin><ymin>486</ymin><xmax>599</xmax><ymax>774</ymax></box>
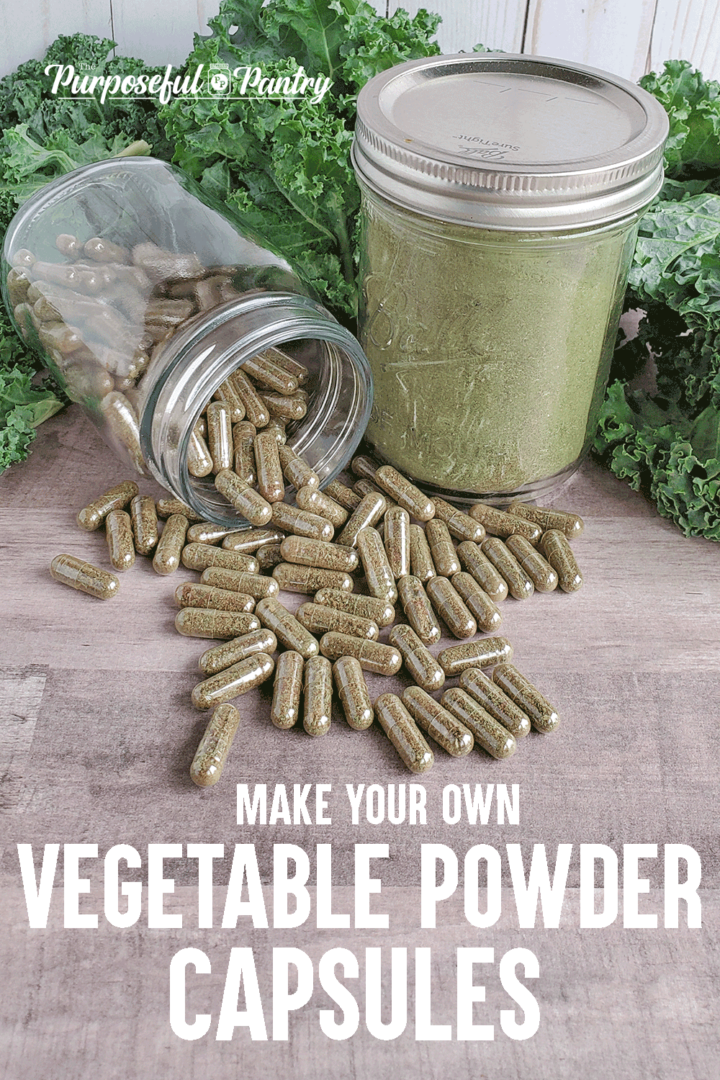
<box><xmin>352</xmin><ymin>54</ymin><xmax>668</xmax><ymax>502</ymax></box>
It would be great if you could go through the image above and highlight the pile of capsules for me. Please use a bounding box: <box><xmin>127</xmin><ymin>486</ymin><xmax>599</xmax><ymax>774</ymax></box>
<box><xmin>6</xmin><ymin>235</ymin><xmax>300</xmax><ymax>475</ymax></box>
<box><xmin>50</xmin><ymin>395</ymin><xmax>584</xmax><ymax>788</ymax></box>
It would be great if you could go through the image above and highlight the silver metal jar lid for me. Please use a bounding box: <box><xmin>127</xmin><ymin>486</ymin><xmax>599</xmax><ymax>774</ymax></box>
<box><xmin>352</xmin><ymin>53</ymin><xmax>669</xmax><ymax>230</ymax></box>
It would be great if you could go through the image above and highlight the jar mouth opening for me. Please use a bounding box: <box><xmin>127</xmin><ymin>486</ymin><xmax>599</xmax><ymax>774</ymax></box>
<box><xmin>139</xmin><ymin>291</ymin><xmax>372</xmax><ymax>526</ymax></box>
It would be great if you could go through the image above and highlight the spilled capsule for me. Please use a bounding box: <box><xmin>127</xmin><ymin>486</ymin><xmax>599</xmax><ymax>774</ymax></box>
<box><xmin>50</xmin><ymin>554</ymin><xmax>119</xmax><ymax>600</ymax></box>
<box><xmin>441</xmin><ymin>688</ymin><xmax>517</xmax><ymax>760</ymax></box>
<box><xmin>402</xmin><ymin>686</ymin><xmax>473</xmax><ymax>757</ymax></box>
<box><xmin>271</xmin><ymin>651</ymin><xmax>304</xmax><ymax>729</ymax></box>
<box><xmin>190</xmin><ymin>703</ymin><xmax>241</xmax><ymax>787</ymax></box>
<box><xmin>333</xmin><ymin>657</ymin><xmax>374</xmax><ymax>730</ymax></box>
<box><xmin>375</xmin><ymin>693</ymin><xmax>434</xmax><ymax>774</ymax></box>
<box><xmin>191</xmin><ymin>652</ymin><xmax>274</xmax><ymax>710</ymax></box>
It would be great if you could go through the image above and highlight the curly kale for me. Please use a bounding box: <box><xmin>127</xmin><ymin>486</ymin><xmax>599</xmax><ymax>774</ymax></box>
<box><xmin>161</xmin><ymin>0</ymin><xmax>441</xmax><ymax>323</ymax></box>
<box><xmin>594</xmin><ymin>61</ymin><xmax>720</xmax><ymax>541</ymax></box>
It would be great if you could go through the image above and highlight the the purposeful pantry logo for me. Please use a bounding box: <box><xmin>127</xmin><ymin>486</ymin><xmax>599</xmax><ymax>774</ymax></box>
<box><xmin>44</xmin><ymin>62</ymin><xmax>332</xmax><ymax>106</ymax></box>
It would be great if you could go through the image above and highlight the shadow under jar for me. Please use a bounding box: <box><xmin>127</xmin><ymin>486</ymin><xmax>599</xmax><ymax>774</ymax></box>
<box><xmin>352</xmin><ymin>53</ymin><xmax>668</xmax><ymax>504</ymax></box>
<box><xmin>2</xmin><ymin>157</ymin><xmax>372</xmax><ymax>526</ymax></box>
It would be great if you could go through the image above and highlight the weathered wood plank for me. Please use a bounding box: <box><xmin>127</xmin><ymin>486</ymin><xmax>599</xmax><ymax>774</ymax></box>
<box><xmin>388</xmin><ymin>0</ymin><xmax>528</xmax><ymax>54</ymax></box>
<box><xmin>0</xmin><ymin>885</ymin><xmax>718</xmax><ymax>1079</ymax></box>
<box><xmin>649</xmin><ymin>0</ymin><xmax>720</xmax><ymax>79</ymax></box>
<box><xmin>108</xmin><ymin>0</ymin><xmax>220</xmax><ymax>69</ymax></box>
<box><xmin>524</xmin><ymin>0</ymin><xmax>658</xmax><ymax>81</ymax></box>
<box><xmin>0</xmin><ymin>1</ymin><xmax>113</xmax><ymax>79</ymax></box>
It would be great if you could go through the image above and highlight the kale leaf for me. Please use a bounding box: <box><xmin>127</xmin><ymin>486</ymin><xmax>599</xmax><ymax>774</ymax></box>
<box><xmin>0</xmin><ymin>33</ymin><xmax>170</xmax><ymax>470</ymax></box>
<box><xmin>161</xmin><ymin>0</ymin><xmax>441</xmax><ymax>323</ymax></box>
<box><xmin>595</xmin><ymin>61</ymin><xmax>720</xmax><ymax>541</ymax></box>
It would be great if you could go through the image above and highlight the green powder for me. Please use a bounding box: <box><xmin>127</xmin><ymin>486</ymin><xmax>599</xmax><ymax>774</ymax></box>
<box><xmin>358</xmin><ymin>192</ymin><xmax>638</xmax><ymax>498</ymax></box>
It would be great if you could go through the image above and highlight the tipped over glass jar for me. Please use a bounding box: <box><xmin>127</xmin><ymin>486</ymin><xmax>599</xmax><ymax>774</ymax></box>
<box><xmin>352</xmin><ymin>53</ymin><xmax>668</xmax><ymax>504</ymax></box>
<box><xmin>2</xmin><ymin>157</ymin><xmax>371</xmax><ymax>525</ymax></box>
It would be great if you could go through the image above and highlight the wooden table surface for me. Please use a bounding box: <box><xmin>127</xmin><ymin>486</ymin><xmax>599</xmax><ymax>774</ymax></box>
<box><xmin>1</xmin><ymin>405</ymin><xmax>719</xmax><ymax>1080</ymax></box>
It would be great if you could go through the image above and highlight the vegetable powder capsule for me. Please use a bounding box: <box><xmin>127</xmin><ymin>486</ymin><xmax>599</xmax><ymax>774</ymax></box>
<box><xmin>297</xmin><ymin>603</ymin><xmax>379</xmax><ymax>641</ymax></box>
<box><xmin>233</xmin><ymin>421</ymin><xmax>257</xmax><ymax>486</ymax></box>
<box><xmin>356</xmin><ymin>526</ymin><xmax>397</xmax><ymax>603</ymax></box>
<box><xmin>493</xmin><ymin>663</ymin><xmax>560</xmax><ymax>733</ymax></box>
<box><xmin>456</xmin><ymin>541</ymin><xmax>507</xmax><ymax>602</ymax></box>
<box><xmin>206</xmin><ymin>401</ymin><xmax>234</xmax><ymax>473</ymax></box>
<box><xmin>333</xmin><ymin>657</ymin><xmax>374</xmax><ymax>731</ymax></box>
<box><xmin>280</xmin><ymin>535</ymin><xmax>359</xmax><ymax>573</ymax></box>
<box><xmin>50</xmin><ymin>554</ymin><xmax>119</xmax><ymax>600</ymax></box>
<box><xmin>153</xmin><ymin>514</ymin><xmax>189</xmax><ymax>575</ymax></box>
<box><xmin>469</xmin><ymin>504</ymin><xmax>542</xmax><ymax>543</ymax></box>
<box><xmin>175</xmin><ymin>583</ymin><xmax>255</xmax><ymax>613</ymax></box>
<box><xmin>539</xmin><ymin>529</ymin><xmax>584</xmax><ymax>593</ymax></box>
<box><xmin>384</xmin><ymin>506</ymin><xmax>411</xmax><ymax>578</ymax></box>
<box><xmin>181</xmin><ymin>542</ymin><xmax>259</xmax><ymax>574</ymax></box>
<box><xmin>199</xmin><ymin>567</ymin><xmax>279</xmax><ymax>599</ymax></box>
<box><xmin>130</xmin><ymin>494</ymin><xmax>158</xmax><ymax>555</ymax></box>
<box><xmin>313</xmin><ymin>588</ymin><xmax>394</xmax><ymax>627</ymax></box>
<box><xmin>508</xmin><ymin>501</ymin><xmax>584</xmax><ymax>539</ymax></box>
<box><xmin>388</xmin><ymin>624</ymin><xmax>445</xmax><ymax>693</ymax></box>
<box><xmin>480</xmin><ymin>537</ymin><xmax>534</xmax><ymax>601</ymax></box>
<box><xmin>256</xmin><ymin>597</ymin><xmax>320</xmax><ymax>659</ymax></box>
<box><xmin>214</xmin><ymin>470</ymin><xmax>273</xmax><ymax>525</ymax></box>
<box><xmin>272</xmin><ymin>563</ymin><xmax>354</xmax><ymax>595</ymax></box>
<box><xmin>425</xmin><ymin>518</ymin><xmax>459</xmax><ymax>577</ymax></box>
<box><xmin>375</xmin><ymin>693</ymin><xmax>434</xmax><ymax>774</ymax></box>
<box><xmin>336</xmin><ymin>492</ymin><xmax>387</xmax><ymax>547</ymax></box>
<box><xmin>506</xmin><ymin>534</ymin><xmax>559</xmax><ymax>593</ymax></box>
<box><xmin>451</xmin><ymin>571</ymin><xmax>502</xmax><ymax>633</ymax></box>
<box><xmin>175</xmin><ymin>608</ymin><xmax>261</xmax><ymax>640</ymax></box>
<box><xmin>190</xmin><ymin>703</ymin><xmax>241</xmax><ymax>787</ymax></box>
<box><xmin>187</xmin><ymin>521</ymin><xmax>238</xmax><ymax>545</ymax></box>
<box><xmin>438</xmin><ymin>637</ymin><xmax>514</xmax><ymax>677</ymax></box>
<box><xmin>271</xmin><ymin>651</ymin><xmax>304</xmax><ymax>729</ymax></box>
<box><xmin>409</xmin><ymin>524</ymin><xmax>436</xmax><ymax>583</ymax></box>
<box><xmin>325</xmin><ymin>479</ymin><xmax>362</xmax><ymax>512</ymax></box>
<box><xmin>199</xmin><ymin>628</ymin><xmax>278</xmax><ymax>677</ymax></box>
<box><xmin>458</xmin><ymin>667</ymin><xmax>531</xmax><ymax>740</ymax></box>
<box><xmin>254</xmin><ymin>431</ymin><xmax>286</xmax><ymax>503</ymax></box>
<box><xmin>397</xmin><ymin>574</ymin><xmax>441</xmax><ymax>645</ymax></box>
<box><xmin>426</xmin><ymin>576</ymin><xmax>476</xmax><ymax>639</ymax></box>
<box><xmin>271</xmin><ymin>502</ymin><xmax>334</xmax><ymax>542</ymax></box>
<box><xmin>296</xmin><ymin>485</ymin><xmax>349</xmax><ymax>528</ymax></box>
<box><xmin>375</xmin><ymin>465</ymin><xmax>435</xmax><ymax>522</ymax></box>
<box><xmin>402</xmin><ymin>686</ymin><xmax>473</xmax><ymax>757</ymax></box>
<box><xmin>278</xmin><ymin>445</ymin><xmax>319</xmax><ymax>490</ymax></box>
<box><xmin>441</xmin><ymin>688</ymin><xmax>517</xmax><ymax>760</ymax></box>
<box><xmin>319</xmin><ymin>633</ymin><xmax>402</xmax><ymax>676</ymax></box>
<box><xmin>431</xmin><ymin>497</ymin><xmax>485</xmax><ymax>544</ymax></box>
<box><xmin>156</xmin><ymin>499</ymin><xmax>203</xmax><ymax>523</ymax></box>
<box><xmin>191</xmin><ymin>652</ymin><xmax>274</xmax><ymax>710</ymax></box>
<box><xmin>256</xmin><ymin>544</ymin><xmax>284</xmax><ymax>571</ymax></box>
<box><xmin>77</xmin><ymin>480</ymin><xmax>139</xmax><ymax>531</ymax></box>
<box><xmin>303</xmin><ymin>655</ymin><xmax>333</xmax><ymax>737</ymax></box>
<box><xmin>221</xmin><ymin>527</ymin><xmax>285</xmax><ymax>553</ymax></box>
<box><xmin>105</xmin><ymin>509</ymin><xmax>135</xmax><ymax>572</ymax></box>
<box><xmin>351</xmin><ymin>454</ymin><xmax>380</xmax><ymax>481</ymax></box>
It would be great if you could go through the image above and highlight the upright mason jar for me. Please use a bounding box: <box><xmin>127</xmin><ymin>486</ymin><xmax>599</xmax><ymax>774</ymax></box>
<box><xmin>352</xmin><ymin>54</ymin><xmax>668</xmax><ymax>503</ymax></box>
<box><xmin>2</xmin><ymin>157</ymin><xmax>371</xmax><ymax>525</ymax></box>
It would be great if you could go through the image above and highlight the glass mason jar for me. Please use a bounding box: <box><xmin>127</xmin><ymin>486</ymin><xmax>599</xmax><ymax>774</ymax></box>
<box><xmin>2</xmin><ymin>157</ymin><xmax>372</xmax><ymax>525</ymax></box>
<box><xmin>352</xmin><ymin>54</ymin><xmax>669</xmax><ymax>504</ymax></box>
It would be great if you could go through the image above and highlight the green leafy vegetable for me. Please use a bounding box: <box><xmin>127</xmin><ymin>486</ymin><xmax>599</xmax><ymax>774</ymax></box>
<box><xmin>161</xmin><ymin>0</ymin><xmax>441</xmax><ymax>322</ymax></box>
<box><xmin>639</xmin><ymin>61</ymin><xmax>720</xmax><ymax>179</ymax></box>
<box><xmin>0</xmin><ymin>33</ymin><xmax>169</xmax><ymax>470</ymax></box>
<box><xmin>595</xmin><ymin>61</ymin><xmax>720</xmax><ymax>541</ymax></box>
<box><xmin>0</xmin><ymin>362</ymin><xmax>64</xmax><ymax>471</ymax></box>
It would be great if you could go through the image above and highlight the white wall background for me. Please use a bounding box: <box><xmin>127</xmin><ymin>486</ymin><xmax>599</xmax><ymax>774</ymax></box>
<box><xmin>1</xmin><ymin>0</ymin><xmax>719</xmax><ymax>82</ymax></box>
